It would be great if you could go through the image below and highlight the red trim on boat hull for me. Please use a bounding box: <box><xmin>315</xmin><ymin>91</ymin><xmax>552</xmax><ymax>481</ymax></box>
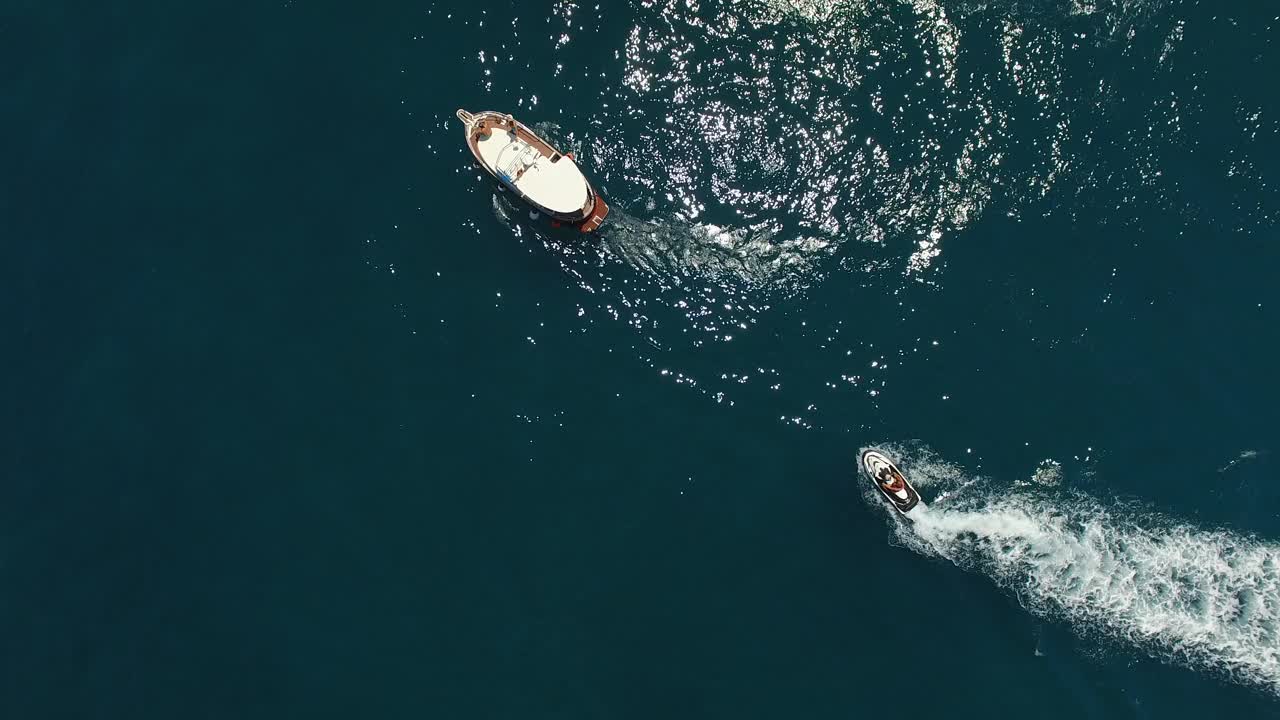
<box><xmin>579</xmin><ymin>198</ymin><xmax>609</xmax><ymax>233</ymax></box>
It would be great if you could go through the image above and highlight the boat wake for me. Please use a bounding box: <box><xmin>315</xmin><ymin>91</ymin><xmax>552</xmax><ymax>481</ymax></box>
<box><xmin>599</xmin><ymin>212</ymin><xmax>831</xmax><ymax>294</ymax></box>
<box><xmin>514</xmin><ymin>121</ymin><xmax>834</xmax><ymax>293</ymax></box>
<box><xmin>879</xmin><ymin>459</ymin><xmax>1280</xmax><ymax>693</ymax></box>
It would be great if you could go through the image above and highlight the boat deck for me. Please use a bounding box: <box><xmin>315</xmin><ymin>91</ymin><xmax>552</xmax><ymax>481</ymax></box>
<box><xmin>473</xmin><ymin>127</ymin><xmax>590</xmax><ymax>215</ymax></box>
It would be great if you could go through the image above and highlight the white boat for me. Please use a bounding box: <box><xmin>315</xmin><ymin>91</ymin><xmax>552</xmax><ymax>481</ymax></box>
<box><xmin>455</xmin><ymin>109</ymin><xmax>610</xmax><ymax>232</ymax></box>
<box><xmin>861</xmin><ymin>449</ymin><xmax>920</xmax><ymax>514</ymax></box>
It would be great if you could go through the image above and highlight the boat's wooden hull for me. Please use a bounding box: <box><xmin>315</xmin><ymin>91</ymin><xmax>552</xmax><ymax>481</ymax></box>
<box><xmin>456</xmin><ymin>109</ymin><xmax>609</xmax><ymax>232</ymax></box>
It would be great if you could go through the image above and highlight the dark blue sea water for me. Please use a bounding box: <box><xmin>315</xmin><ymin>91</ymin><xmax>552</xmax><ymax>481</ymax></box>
<box><xmin>5</xmin><ymin>0</ymin><xmax>1280</xmax><ymax>716</ymax></box>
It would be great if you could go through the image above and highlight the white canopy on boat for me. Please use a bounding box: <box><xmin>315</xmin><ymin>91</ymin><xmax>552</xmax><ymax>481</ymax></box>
<box><xmin>473</xmin><ymin>128</ymin><xmax>590</xmax><ymax>215</ymax></box>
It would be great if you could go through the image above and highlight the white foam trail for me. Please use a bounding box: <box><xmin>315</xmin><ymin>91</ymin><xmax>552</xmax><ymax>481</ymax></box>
<box><xmin>600</xmin><ymin>212</ymin><xmax>831</xmax><ymax>292</ymax></box>
<box><xmin>898</xmin><ymin>491</ymin><xmax>1280</xmax><ymax>692</ymax></box>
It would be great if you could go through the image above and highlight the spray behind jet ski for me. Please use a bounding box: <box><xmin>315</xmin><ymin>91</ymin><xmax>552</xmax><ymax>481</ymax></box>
<box><xmin>867</xmin><ymin>447</ymin><xmax>1280</xmax><ymax>695</ymax></box>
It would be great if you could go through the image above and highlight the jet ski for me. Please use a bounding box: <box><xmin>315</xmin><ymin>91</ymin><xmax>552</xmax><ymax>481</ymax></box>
<box><xmin>861</xmin><ymin>449</ymin><xmax>920</xmax><ymax>514</ymax></box>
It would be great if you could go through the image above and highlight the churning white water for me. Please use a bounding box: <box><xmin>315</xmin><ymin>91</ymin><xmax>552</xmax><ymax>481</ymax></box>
<box><xmin>897</xmin><ymin>490</ymin><xmax>1280</xmax><ymax>692</ymax></box>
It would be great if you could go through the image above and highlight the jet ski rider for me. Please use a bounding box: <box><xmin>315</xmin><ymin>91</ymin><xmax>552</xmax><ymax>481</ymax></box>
<box><xmin>877</xmin><ymin>466</ymin><xmax>905</xmax><ymax>494</ymax></box>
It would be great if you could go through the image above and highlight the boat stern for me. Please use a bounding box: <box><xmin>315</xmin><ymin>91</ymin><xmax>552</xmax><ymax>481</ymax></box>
<box><xmin>579</xmin><ymin>197</ymin><xmax>610</xmax><ymax>233</ymax></box>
